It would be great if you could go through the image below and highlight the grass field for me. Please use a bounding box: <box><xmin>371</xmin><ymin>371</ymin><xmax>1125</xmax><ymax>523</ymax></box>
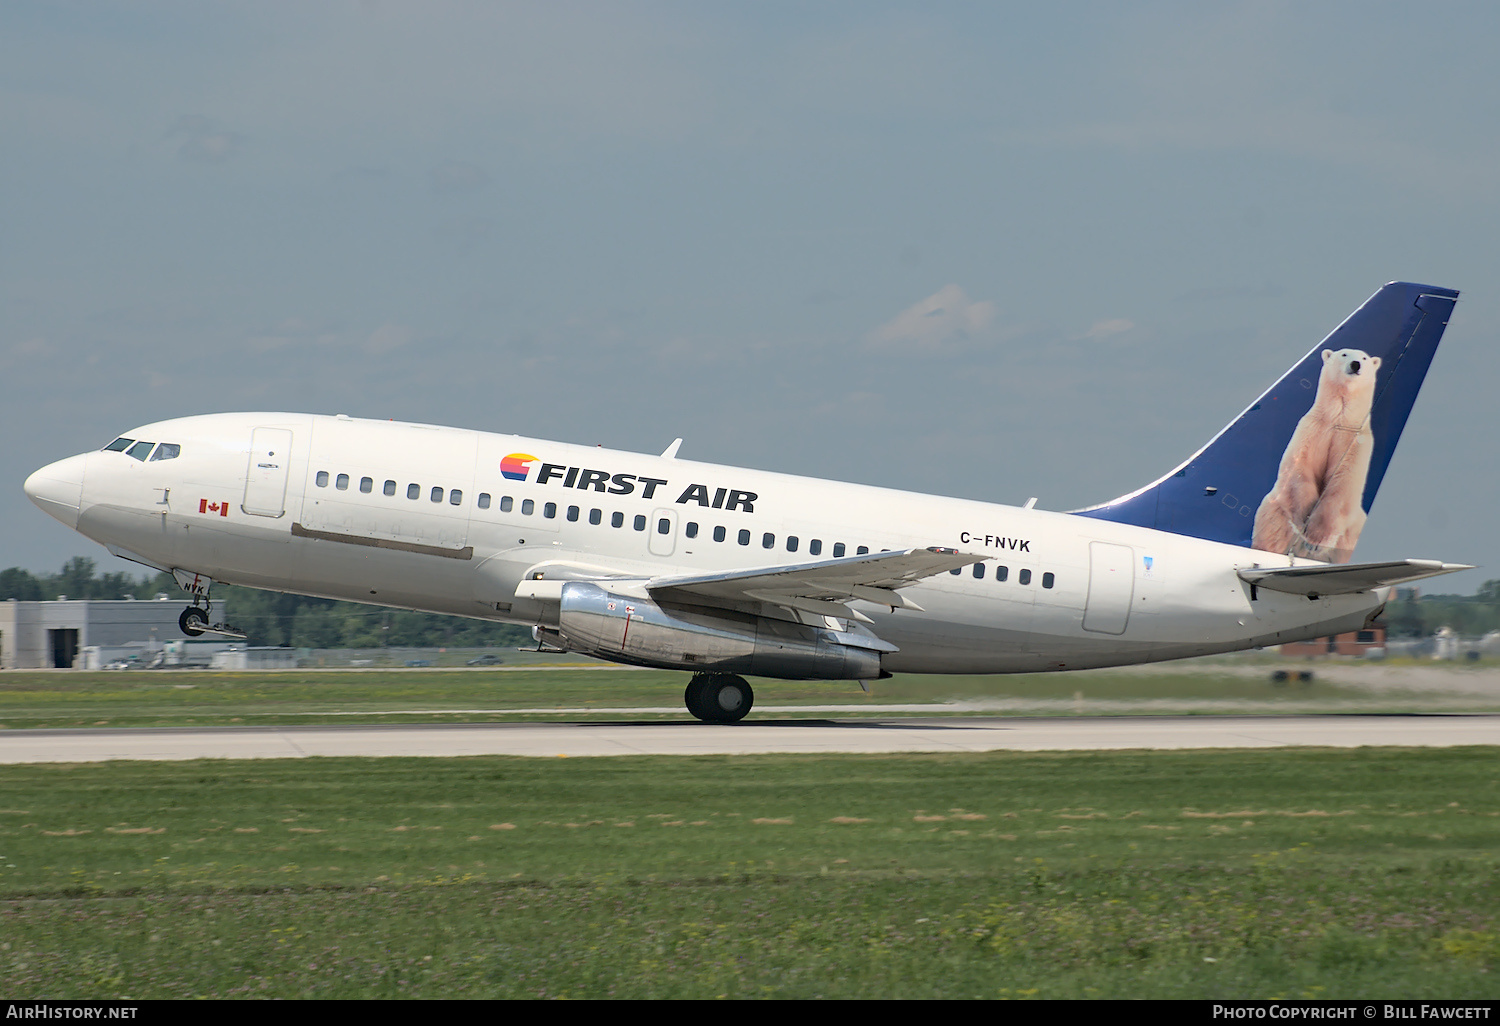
<box><xmin>1</xmin><ymin>747</ymin><xmax>1496</xmax><ymax>998</ymax></box>
<box><xmin>2</xmin><ymin>658</ymin><xmax>1499</xmax><ymax>729</ymax></box>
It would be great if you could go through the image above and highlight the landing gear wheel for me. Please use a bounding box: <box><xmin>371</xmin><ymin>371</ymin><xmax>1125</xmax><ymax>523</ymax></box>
<box><xmin>179</xmin><ymin>607</ymin><xmax>209</xmax><ymax>637</ymax></box>
<box><xmin>684</xmin><ymin>678</ymin><xmax>712</xmax><ymax>720</ymax></box>
<box><xmin>709</xmin><ymin>675</ymin><xmax>753</xmax><ymax>722</ymax></box>
<box><xmin>685</xmin><ymin>674</ymin><xmax>754</xmax><ymax>723</ymax></box>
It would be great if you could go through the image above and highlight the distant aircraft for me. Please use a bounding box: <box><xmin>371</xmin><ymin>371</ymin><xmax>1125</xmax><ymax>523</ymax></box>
<box><xmin>25</xmin><ymin>282</ymin><xmax>1470</xmax><ymax>721</ymax></box>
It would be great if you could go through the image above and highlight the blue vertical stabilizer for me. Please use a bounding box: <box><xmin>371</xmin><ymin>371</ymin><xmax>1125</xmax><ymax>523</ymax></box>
<box><xmin>1071</xmin><ymin>282</ymin><xmax>1458</xmax><ymax>562</ymax></box>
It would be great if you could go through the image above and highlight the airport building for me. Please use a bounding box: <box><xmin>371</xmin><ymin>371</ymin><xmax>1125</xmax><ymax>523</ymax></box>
<box><xmin>1279</xmin><ymin>622</ymin><xmax>1387</xmax><ymax>658</ymax></box>
<box><xmin>0</xmin><ymin>597</ymin><xmax>182</xmax><ymax>669</ymax></box>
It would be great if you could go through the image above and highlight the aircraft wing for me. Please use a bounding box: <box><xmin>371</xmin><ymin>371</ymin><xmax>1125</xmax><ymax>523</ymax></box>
<box><xmin>1237</xmin><ymin>559</ymin><xmax>1473</xmax><ymax>598</ymax></box>
<box><xmin>646</xmin><ymin>546</ymin><xmax>981</xmax><ymax>622</ymax></box>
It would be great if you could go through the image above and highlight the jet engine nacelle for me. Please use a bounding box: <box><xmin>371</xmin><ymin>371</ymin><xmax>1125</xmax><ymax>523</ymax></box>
<box><xmin>556</xmin><ymin>581</ymin><xmax>890</xmax><ymax>679</ymax></box>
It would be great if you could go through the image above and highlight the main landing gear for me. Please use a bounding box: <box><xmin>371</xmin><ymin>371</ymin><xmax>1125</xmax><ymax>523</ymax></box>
<box><xmin>685</xmin><ymin>673</ymin><xmax>754</xmax><ymax>724</ymax></box>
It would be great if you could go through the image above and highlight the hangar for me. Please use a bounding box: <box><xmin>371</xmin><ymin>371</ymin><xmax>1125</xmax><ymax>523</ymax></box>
<box><xmin>0</xmin><ymin>597</ymin><xmax>183</xmax><ymax>669</ymax></box>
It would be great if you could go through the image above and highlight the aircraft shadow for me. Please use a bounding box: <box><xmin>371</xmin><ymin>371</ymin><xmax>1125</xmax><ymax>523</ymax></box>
<box><xmin>563</xmin><ymin>718</ymin><xmax>982</xmax><ymax>731</ymax></box>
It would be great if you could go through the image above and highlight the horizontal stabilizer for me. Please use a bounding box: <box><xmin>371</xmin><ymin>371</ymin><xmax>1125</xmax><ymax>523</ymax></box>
<box><xmin>1237</xmin><ymin>559</ymin><xmax>1473</xmax><ymax>598</ymax></box>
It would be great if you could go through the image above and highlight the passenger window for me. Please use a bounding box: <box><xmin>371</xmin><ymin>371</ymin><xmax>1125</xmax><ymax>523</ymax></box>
<box><xmin>316</xmin><ymin>471</ymin><xmax>330</xmax><ymax>487</ymax></box>
<box><xmin>787</xmin><ymin>536</ymin><xmax>798</xmax><ymax>552</ymax></box>
<box><xmin>1042</xmin><ymin>572</ymin><xmax>1055</xmax><ymax>589</ymax></box>
<box><xmin>407</xmin><ymin>484</ymin><xmax>420</xmax><ymax>500</ymax></box>
<box><xmin>589</xmin><ymin>509</ymin><xmax>602</xmax><ymax>525</ymax></box>
<box><xmin>544</xmin><ymin>502</ymin><xmax>557</xmax><ymax>518</ymax></box>
<box><xmin>150</xmin><ymin>443</ymin><xmax>181</xmax><ymax>461</ymax></box>
<box><xmin>833</xmin><ymin>543</ymin><xmax>845</xmax><ymax>558</ymax></box>
<box><xmin>713</xmin><ymin>526</ymin><xmax>726</xmax><ymax>542</ymax></box>
<box><xmin>478</xmin><ymin>493</ymin><xmax>491</xmax><ymax>509</ymax></box>
<box><xmin>384</xmin><ymin>480</ymin><xmax>397</xmax><ymax>496</ymax></box>
<box><xmin>450</xmin><ymin>489</ymin><xmax>463</xmax><ymax>505</ymax></box>
<box><xmin>685</xmin><ymin>522</ymin><xmax>698</xmax><ymax>538</ymax></box>
<box><xmin>633</xmin><ymin>514</ymin><xmax>646</xmax><ymax>531</ymax></box>
<box><xmin>1019</xmin><ymin>569</ymin><xmax>1032</xmax><ymax>585</ymax></box>
<box><xmin>762</xmin><ymin>533</ymin><xmax>775</xmax><ymax>549</ymax></box>
<box><xmin>996</xmin><ymin>566</ymin><xmax>1008</xmax><ymax>582</ymax></box>
<box><xmin>738</xmin><ymin>529</ymin><xmax>750</xmax><ymax>546</ymax></box>
<box><xmin>104</xmin><ymin>437</ymin><xmax>134</xmax><ymax>452</ymax></box>
<box><xmin>360</xmin><ymin>477</ymin><xmax>373</xmax><ymax>493</ymax></box>
<box><xmin>612</xmin><ymin>512</ymin><xmax>624</xmax><ymax>528</ymax></box>
<box><xmin>950</xmin><ymin>567</ymin><xmax>962</xmax><ymax>576</ymax></box>
<box><xmin>501</xmin><ymin>496</ymin><xmax>513</xmax><ymax>512</ymax></box>
<box><xmin>809</xmin><ymin>539</ymin><xmax>822</xmax><ymax>556</ymax></box>
<box><xmin>658</xmin><ymin>518</ymin><xmax>670</xmax><ymax>535</ymax></box>
<box><xmin>567</xmin><ymin>505</ymin><xmax>580</xmax><ymax>522</ymax></box>
<box><xmin>973</xmin><ymin>564</ymin><xmax>985</xmax><ymax>579</ymax></box>
<box><xmin>431</xmin><ymin>486</ymin><xmax>444</xmax><ymax>503</ymax></box>
<box><xmin>857</xmin><ymin>546</ymin><xmax>869</xmax><ymax>555</ymax></box>
<box><xmin>522</xmin><ymin>499</ymin><xmax>535</xmax><ymax>515</ymax></box>
<box><xmin>337</xmin><ymin>474</ymin><xmax>350</xmax><ymax>490</ymax></box>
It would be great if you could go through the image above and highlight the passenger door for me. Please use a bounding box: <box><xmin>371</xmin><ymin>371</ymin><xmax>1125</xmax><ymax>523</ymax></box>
<box><xmin>243</xmin><ymin>428</ymin><xmax>293</xmax><ymax>517</ymax></box>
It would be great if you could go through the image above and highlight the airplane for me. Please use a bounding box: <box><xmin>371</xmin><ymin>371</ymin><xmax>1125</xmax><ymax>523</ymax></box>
<box><xmin>24</xmin><ymin>281</ymin><xmax>1472</xmax><ymax>722</ymax></box>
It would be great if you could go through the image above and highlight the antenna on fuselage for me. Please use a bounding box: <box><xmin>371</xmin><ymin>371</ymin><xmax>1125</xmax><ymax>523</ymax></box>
<box><xmin>661</xmin><ymin>438</ymin><xmax>683</xmax><ymax>459</ymax></box>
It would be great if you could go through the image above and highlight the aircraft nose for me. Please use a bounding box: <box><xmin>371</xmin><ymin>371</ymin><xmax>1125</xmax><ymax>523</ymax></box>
<box><xmin>23</xmin><ymin>453</ymin><xmax>89</xmax><ymax>530</ymax></box>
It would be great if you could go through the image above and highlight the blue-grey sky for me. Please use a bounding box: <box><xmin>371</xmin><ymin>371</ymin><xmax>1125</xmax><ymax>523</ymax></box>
<box><xmin>4</xmin><ymin>1</ymin><xmax>1497</xmax><ymax>589</ymax></box>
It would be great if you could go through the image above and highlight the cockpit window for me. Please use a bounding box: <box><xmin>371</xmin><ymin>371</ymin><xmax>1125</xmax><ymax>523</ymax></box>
<box><xmin>149</xmin><ymin>443</ymin><xmax>181</xmax><ymax>461</ymax></box>
<box><xmin>104</xmin><ymin>437</ymin><xmax>134</xmax><ymax>452</ymax></box>
<box><xmin>126</xmin><ymin>441</ymin><xmax>155</xmax><ymax>461</ymax></box>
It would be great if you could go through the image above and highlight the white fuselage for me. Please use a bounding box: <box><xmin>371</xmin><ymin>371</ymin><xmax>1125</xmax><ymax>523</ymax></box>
<box><xmin>34</xmin><ymin>412</ymin><xmax>1381</xmax><ymax>674</ymax></box>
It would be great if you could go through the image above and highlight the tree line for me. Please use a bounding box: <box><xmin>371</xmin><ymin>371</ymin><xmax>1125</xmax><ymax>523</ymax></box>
<box><xmin>1382</xmin><ymin>580</ymin><xmax>1500</xmax><ymax>640</ymax></box>
<box><xmin>0</xmin><ymin>558</ymin><xmax>532</xmax><ymax>650</ymax></box>
<box><xmin>4</xmin><ymin>557</ymin><xmax>1498</xmax><ymax>647</ymax></box>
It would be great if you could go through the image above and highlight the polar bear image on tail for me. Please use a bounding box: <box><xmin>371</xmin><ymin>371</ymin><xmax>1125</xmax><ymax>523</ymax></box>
<box><xmin>1251</xmin><ymin>348</ymin><xmax>1381</xmax><ymax>564</ymax></box>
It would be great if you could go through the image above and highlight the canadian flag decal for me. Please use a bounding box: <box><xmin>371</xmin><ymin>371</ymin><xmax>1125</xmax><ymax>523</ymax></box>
<box><xmin>199</xmin><ymin>499</ymin><xmax>229</xmax><ymax>517</ymax></box>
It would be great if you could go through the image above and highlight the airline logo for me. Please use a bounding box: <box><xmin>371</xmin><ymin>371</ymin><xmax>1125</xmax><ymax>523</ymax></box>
<box><xmin>501</xmin><ymin>453</ymin><xmax>538</xmax><ymax>481</ymax></box>
<box><xmin>496</xmin><ymin>454</ymin><xmax>760</xmax><ymax>513</ymax></box>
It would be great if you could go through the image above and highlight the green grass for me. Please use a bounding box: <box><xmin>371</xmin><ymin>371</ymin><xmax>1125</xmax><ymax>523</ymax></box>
<box><xmin>2</xmin><ymin>661</ymin><xmax>1495</xmax><ymax>729</ymax></box>
<box><xmin>1</xmin><ymin>748</ymin><xmax>1496</xmax><ymax>998</ymax></box>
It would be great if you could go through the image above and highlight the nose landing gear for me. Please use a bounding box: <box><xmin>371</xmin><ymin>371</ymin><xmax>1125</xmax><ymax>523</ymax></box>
<box><xmin>685</xmin><ymin>673</ymin><xmax>754</xmax><ymax>723</ymax></box>
<box><xmin>171</xmin><ymin>569</ymin><xmax>247</xmax><ymax>640</ymax></box>
<box><xmin>179</xmin><ymin>606</ymin><xmax>210</xmax><ymax>636</ymax></box>
<box><xmin>177</xmin><ymin>598</ymin><xmax>247</xmax><ymax>640</ymax></box>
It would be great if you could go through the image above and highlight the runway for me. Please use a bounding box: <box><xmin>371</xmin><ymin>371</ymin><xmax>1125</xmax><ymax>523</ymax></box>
<box><xmin>2</xmin><ymin>714</ymin><xmax>1498</xmax><ymax>763</ymax></box>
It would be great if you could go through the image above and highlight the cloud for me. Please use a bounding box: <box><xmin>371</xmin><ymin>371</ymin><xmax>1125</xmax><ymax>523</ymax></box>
<box><xmin>868</xmin><ymin>284</ymin><xmax>996</xmax><ymax>349</ymax></box>
<box><xmin>245</xmin><ymin>318</ymin><xmax>344</xmax><ymax>354</ymax></box>
<box><xmin>1078</xmin><ymin>318</ymin><xmax>1134</xmax><ymax>341</ymax></box>
<box><xmin>429</xmin><ymin>160</ymin><xmax>489</xmax><ymax>195</ymax></box>
<box><xmin>167</xmin><ymin>114</ymin><xmax>244</xmax><ymax>163</ymax></box>
<box><xmin>0</xmin><ymin>336</ymin><xmax>52</xmax><ymax>372</ymax></box>
<box><xmin>364</xmin><ymin>323</ymin><xmax>414</xmax><ymax>354</ymax></box>
<box><xmin>435</xmin><ymin>215</ymin><xmax>499</xmax><ymax>251</ymax></box>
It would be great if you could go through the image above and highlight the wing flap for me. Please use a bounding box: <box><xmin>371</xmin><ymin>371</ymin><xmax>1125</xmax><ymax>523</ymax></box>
<box><xmin>1237</xmin><ymin>559</ymin><xmax>1473</xmax><ymax>597</ymax></box>
<box><xmin>648</xmin><ymin>546</ymin><xmax>980</xmax><ymax>613</ymax></box>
